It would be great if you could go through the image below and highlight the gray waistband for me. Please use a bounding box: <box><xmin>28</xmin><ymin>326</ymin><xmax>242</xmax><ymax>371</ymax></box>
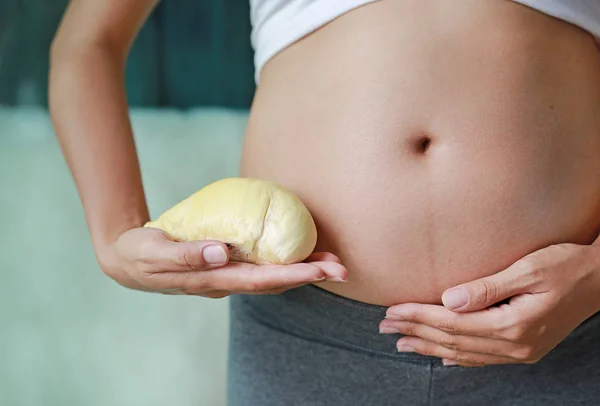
<box><xmin>233</xmin><ymin>284</ymin><xmax>440</xmax><ymax>363</ymax></box>
<box><xmin>233</xmin><ymin>283</ymin><xmax>600</xmax><ymax>366</ymax></box>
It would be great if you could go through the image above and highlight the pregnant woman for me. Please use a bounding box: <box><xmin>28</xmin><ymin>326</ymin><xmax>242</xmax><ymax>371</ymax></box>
<box><xmin>50</xmin><ymin>0</ymin><xmax>600</xmax><ymax>405</ymax></box>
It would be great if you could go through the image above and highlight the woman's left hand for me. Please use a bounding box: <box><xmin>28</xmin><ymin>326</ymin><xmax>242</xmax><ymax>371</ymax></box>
<box><xmin>380</xmin><ymin>243</ymin><xmax>600</xmax><ymax>367</ymax></box>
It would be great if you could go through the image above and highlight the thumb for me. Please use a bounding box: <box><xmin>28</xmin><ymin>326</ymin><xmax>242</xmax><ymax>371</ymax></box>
<box><xmin>153</xmin><ymin>237</ymin><xmax>230</xmax><ymax>271</ymax></box>
<box><xmin>441</xmin><ymin>260</ymin><xmax>534</xmax><ymax>312</ymax></box>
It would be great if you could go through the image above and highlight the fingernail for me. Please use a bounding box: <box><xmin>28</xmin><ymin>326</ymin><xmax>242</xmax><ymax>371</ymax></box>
<box><xmin>379</xmin><ymin>326</ymin><xmax>399</xmax><ymax>334</ymax></box>
<box><xmin>397</xmin><ymin>344</ymin><xmax>415</xmax><ymax>353</ymax></box>
<box><xmin>311</xmin><ymin>276</ymin><xmax>327</xmax><ymax>282</ymax></box>
<box><xmin>442</xmin><ymin>287</ymin><xmax>469</xmax><ymax>310</ymax></box>
<box><xmin>203</xmin><ymin>245</ymin><xmax>228</xmax><ymax>265</ymax></box>
<box><xmin>326</xmin><ymin>276</ymin><xmax>347</xmax><ymax>282</ymax></box>
<box><xmin>443</xmin><ymin>359</ymin><xmax>459</xmax><ymax>366</ymax></box>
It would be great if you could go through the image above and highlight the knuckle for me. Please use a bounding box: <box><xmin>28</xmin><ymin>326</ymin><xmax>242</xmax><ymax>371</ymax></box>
<box><xmin>416</xmin><ymin>345</ymin><xmax>433</xmax><ymax>357</ymax></box>
<box><xmin>137</xmin><ymin>238</ymin><xmax>156</xmax><ymax>260</ymax></box>
<box><xmin>411</xmin><ymin>306</ymin><xmax>424</xmax><ymax>319</ymax></box>
<box><xmin>401</xmin><ymin>323</ymin><xmax>417</xmax><ymax>336</ymax></box>
<box><xmin>456</xmin><ymin>354</ymin><xmax>482</xmax><ymax>365</ymax></box>
<box><xmin>525</xmin><ymin>266</ymin><xmax>545</xmax><ymax>288</ymax></box>
<box><xmin>518</xmin><ymin>257</ymin><xmax>543</xmax><ymax>282</ymax></box>
<box><xmin>504</xmin><ymin>326</ymin><xmax>527</xmax><ymax>342</ymax></box>
<box><xmin>497</xmin><ymin>314</ymin><xmax>521</xmax><ymax>336</ymax></box>
<box><xmin>244</xmin><ymin>280</ymin><xmax>262</xmax><ymax>293</ymax></box>
<box><xmin>435</xmin><ymin>319</ymin><xmax>458</xmax><ymax>334</ymax></box>
<box><xmin>534</xmin><ymin>324</ymin><xmax>548</xmax><ymax>339</ymax></box>
<box><xmin>401</xmin><ymin>305</ymin><xmax>422</xmax><ymax>322</ymax></box>
<box><xmin>474</xmin><ymin>279</ymin><xmax>498</xmax><ymax>306</ymax></box>
<box><xmin>519</xmin><ymin>255</ymin><xmax>538</xmax><ymax>271</ymax></box>
<box><xmin>440</xmin><ymin>336</ymin><xmax>460</xmax><ymax>351</ymax></box>
<box><xmin>512</xmin><ymin>345</ymin><xmax>536</xmax><ymax>361</ymax></box>
<box><xmin>174</xmin><ymin>248</ymin><xmax>198</xmax><ymax>270</ymax></box>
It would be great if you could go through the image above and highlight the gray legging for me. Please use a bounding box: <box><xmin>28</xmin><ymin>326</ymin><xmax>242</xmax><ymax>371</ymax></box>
<box><xmin>227</xmin><ymin>284</ymin><xmax>600</xmax><ymax>406</ymax></box>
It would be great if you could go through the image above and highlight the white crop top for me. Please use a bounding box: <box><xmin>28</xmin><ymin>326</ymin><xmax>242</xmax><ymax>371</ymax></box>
<box><xmin>249</xmin><ymin>0</ymin><xmax>600</xmax><ymax>83</ymax></box>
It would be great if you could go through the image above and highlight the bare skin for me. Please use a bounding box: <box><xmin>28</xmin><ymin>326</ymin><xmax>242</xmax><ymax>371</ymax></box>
<box><xmin>242</xmin><ymin>0</ymin><xmax>600</xmax><ymax>306</ymax></box>
<box><xmin>51</xmin><ymin>0</ymin><xmax>600</xmax><ymax>367</ymax></box>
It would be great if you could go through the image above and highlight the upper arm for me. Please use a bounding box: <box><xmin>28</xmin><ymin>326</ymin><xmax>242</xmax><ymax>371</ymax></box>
<box><xmin>51</xmin><ymin>0</ymin><xmax>160</xmax><ymax>61</ymax></box>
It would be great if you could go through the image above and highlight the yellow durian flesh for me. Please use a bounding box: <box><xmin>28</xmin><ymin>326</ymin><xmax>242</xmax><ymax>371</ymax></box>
<box><xmin>144</xmin><ymin>178</ymin><xmax>318</xmax><ymax>265</ymax></box>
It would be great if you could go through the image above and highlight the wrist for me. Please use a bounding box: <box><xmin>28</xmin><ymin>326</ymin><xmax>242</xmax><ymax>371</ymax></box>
<box><xmin>588</xmin><ymin>244</ymin><xmax>600</xmax><ymax>314</ymax></box>
<box><xmin>92</xmin><ymin>220</ymin><xmax>148</xmax><ymax>252</ymax></box>
<box><xmin>90</xmin><ymin>208</ymin><xmax>149</xmax><ymax>252</ymax></box>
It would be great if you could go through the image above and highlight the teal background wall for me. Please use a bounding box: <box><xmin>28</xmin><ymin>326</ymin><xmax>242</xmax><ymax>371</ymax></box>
<box><xmin>0</xmin><ymin>106</ymin><xmax>248</xmax><ymax>406</ymax></box>
<box><xmin>0</xmin><ymin>0</ymin><xmax>256</xmax><ymax>109</ymax></box>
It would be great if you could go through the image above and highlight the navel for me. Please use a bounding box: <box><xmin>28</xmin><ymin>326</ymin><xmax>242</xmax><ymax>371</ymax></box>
<box><xmin>410</xmin><ymin>133</ymin><xmax>433</xmax><ymax>155</ymax></box>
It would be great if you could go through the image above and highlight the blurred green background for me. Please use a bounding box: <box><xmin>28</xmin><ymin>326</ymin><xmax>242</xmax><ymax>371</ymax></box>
<box><xmin>0</xmin><ymin>1</ymin><xmax>255</xmax><ymax>405</ymax></box>
<box><xmin>0</xmin><ymin>0</ymin><xmax>256</xmax><ymax>108</ymax></box>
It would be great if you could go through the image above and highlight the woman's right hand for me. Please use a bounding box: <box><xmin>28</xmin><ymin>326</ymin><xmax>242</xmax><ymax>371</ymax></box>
<box><xmin>50</xmin><ymin>0</ymin><xmax>348</xmax><ymax>298</ymax></box>
<box><xmin>98</xmin><ymin>227</ymin><xmax>348</xmax><ymax>298</ymax></box>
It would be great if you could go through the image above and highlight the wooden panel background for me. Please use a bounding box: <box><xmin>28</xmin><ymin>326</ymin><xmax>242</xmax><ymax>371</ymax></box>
<box><xmin>0</xmin><ymin>0</ymin><xmax>256</xmax><ymax>109</ymax></box>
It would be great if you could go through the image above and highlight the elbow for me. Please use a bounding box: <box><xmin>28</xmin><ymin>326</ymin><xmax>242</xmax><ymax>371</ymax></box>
<box><xmin>49</xmin><ymin>29</ymin><xmax>126</xmax><ymax>70</ymax></box>
<box><xmin>49</xmin><ymin>16</ymin><xmax>77</xmax><ymax>67</ymax></box>
<box><xmin>48</xmin><ymin>30</ymin><xmax>81</xmax><ymax>76</ymax></box>
<box><xmin>49</xmin><ymin>35</ymin><xmax>67</xmax><ymax>68</ymax></box>
<box><xmin>47</xmin><ymin>35</ymin><xmax>109</xmax><ymax>113</ymax></box>
<box><xmin>48</xmin><ymin>35</ymin><xmax>68</xmax><ymax>112</ymax></box>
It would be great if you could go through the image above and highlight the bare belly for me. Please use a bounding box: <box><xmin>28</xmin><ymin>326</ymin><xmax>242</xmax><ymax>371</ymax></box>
<box><xmin>240</xmin><ymin>0</ymin><xmax>600</xmax><ymax>306</ymax></box>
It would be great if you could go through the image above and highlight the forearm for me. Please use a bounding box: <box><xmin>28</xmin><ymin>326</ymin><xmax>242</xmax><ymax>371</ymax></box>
<box><xmin>49</xmin><ymin>44</ymin><xmax>148</xmax><ymax>252</ymax></box>
<box><xmin>591</xmin><ymin>226</ymin><xmax>600</xmax><ymax>314</ymax></box>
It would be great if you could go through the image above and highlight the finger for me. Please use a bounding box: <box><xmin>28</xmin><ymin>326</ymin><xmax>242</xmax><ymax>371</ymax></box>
<box><xmin>441</xmin><ymin>359</ymin><xmax>482</xmax><ymax>368</ymax></box>
<box><xmin>385</xmin><ymin>303</ymin><xmax>507</xmax><ymax>339</ymax></box>
<box><xmin>395</xmin><ymin>337</ymin><xmax>517</xmax><ymax>366</ymax></box>
<box><xmin>309</xmin><ymin>259</ymin><xmax>348</xmax><ymax>281</ymax></box>
<box><xmin>142</xmin><ymin>237</ymin><xmax>230</xmax><ymax>272</ymax></box>
<box><xmin>200</xmin><ymin>283</ymin><xmax>306</xmax><ymax>297</ymax></box>
<box><xmin>197</xmin><ymin>263</ymin><xmax>324</xmax><ymax>294</ymax></box>
<box><xmin>220</xmin><ymin>261</ymin><xmax>348</xmax><ymax>292</ymax></box>
<box><xmin>379</xmin><ymin>320</ymin><xmax>520</xmax><ymax>359</ymax></box>
<box><xmin>190</xmin><ymin>281</ymin><xmax>307</xmax><ymax>297</ymax></box>
<box><xmin>305</xmin><ymin>252</ymin><xmax>341</xmax><ymax>264</ymax></box>
<box><xmin>263</xmin><ymin>281</ymin><xmax>313</xmax><ymax>295</ymax></box>
<box><xmin>168</xmin><ymin>261</ymin><xmax>348</xmax><ymax>295</ymax></box>
<box><xmin>247</xmin><ymin>270</ymin><xmax>336</xmax><ymax>295</ymax></box>
<box><xmin>442</xmin><ymin>258</ymin><xmax>541</xmax><ymax>312</ymax></box>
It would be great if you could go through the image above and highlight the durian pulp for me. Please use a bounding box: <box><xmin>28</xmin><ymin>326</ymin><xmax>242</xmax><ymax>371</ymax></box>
<box><xmin>145</xmin><ymin>178</ymin><xmax>318</xmax><ymax>265</ymax></box>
